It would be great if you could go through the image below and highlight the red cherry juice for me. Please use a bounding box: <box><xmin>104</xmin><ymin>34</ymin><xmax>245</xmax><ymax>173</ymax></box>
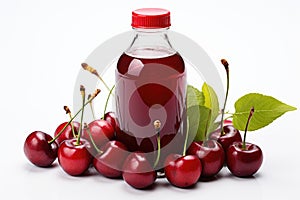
<box><xmin>115</xmin><ymin>51</ymin><xmax>187</xmax><ymax>166</ymax></box>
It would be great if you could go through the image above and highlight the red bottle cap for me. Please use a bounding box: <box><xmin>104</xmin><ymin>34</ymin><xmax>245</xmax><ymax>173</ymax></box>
<box><xmin>131</xmin><ymin>8</ymin><xmax>171</xmax><ymax>29</ymax></box>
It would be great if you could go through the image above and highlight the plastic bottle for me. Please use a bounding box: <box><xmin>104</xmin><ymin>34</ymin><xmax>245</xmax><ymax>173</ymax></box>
<box><xmin>115</xmin><ymin>8</ymin><xmax>186</xmax><ymax>167</ymax></box>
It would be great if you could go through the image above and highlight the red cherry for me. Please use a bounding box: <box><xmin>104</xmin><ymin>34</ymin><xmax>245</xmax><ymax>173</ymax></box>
<box><xmin>122</xmin><ymin>152</ymin><xmax>157</xmax><ymax>189</ymax></box>
<box><xmin>187</xmin><ymin>140</ymin><xmax>225</xmax><ymax>178</ymax></box>
<box><xmin>24</xmin><ymin>131</ymin><xmax>58</xmax><ymax>167</ymax></box>
<box><xmin>54</xmin><ymin>121</ymin><xmax>80</xmax><ymax>145</ymax></box>
<box><xmin>93</xmin><ymin>140</ymin><xmax>128</xmax><ymax>178</ymax></box>
<box><xmin>227</xmin><ymin>142</ymin><xmax>263</xmax><ymax>177</ymax></box>
<box><xmin>58</xmin><ymin>138</ymin><xmax>92</xmax><ymax>176</ymax></box>
<box><xmin>164</xmin><ymin>154</ymin><xmax>202</xmax><ymax>188</ymax></box>
<box><xmin>82</xmin><ymin>119</ymin><xmax>114</xmax><ymax>153</ymax></box>
<box><xmin>104</xmin><ymin>112</ymin><xmax>121</xmax><ymax>134</ymax></box>
<box><xmin>209</xmin><ymin>125</ymin><xmax>242</xmax><ymax>154</ymax></box>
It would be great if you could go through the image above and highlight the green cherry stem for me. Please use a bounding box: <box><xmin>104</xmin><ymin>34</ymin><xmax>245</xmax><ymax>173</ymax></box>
<box><xmin>220</xmin><ymin>59</ymin><xmax>230</xmax><ymax>136</ymax></box>
<box><xmin>153</xmin><ymin>120</ymin><xmax>161</xmax><ymax>168</ymax></box>
<box><xmin>103</xmin><ymin>85</ymin><xmax>115</xmax><ymax>119</ymax></box>
<box><xmin>76</xmin><ymin>85</ymin><xmax>86</xmax><ymax>146</ymax></box>
<box><xmin>84</xmin><ymin>123</ymin><xmax>103</xmax><ymax>154</ymax></box>
<box><xmin>88</xmin><ymin>94</ymin><xmax>96</xmax><ymax>120</ymax></box>
<box><xmin>64</xmin><ymin>106</ymin><xmax>76</xmax><ymax>138</ymax></box>
<box><xmin>204</xmin><ymin>109</ymin><xmax>212</xmax><ymax>142</ymax></box>
<box><xmin>182</xmin><ymin>119</ymin><xmax>190</xmax><ymax>156</ymax></box>
<box><xmin>48</xmin><ymin>88</ymin><xmax>101</xmax><ymax>144</ymax></box>
<box><xmin>242</xmin><ymin>106</ymin><xmax>255</xmax><ymax>150</ymax></box>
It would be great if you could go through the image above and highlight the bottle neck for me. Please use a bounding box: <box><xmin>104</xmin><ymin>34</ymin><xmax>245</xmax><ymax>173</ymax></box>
<box><xmin>125</xmin><ymin>27</ymin><xmax>176</xmax><ymax>59</ymax></box>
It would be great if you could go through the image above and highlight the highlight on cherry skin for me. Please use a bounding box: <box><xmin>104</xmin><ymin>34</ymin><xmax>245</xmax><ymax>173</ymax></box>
<box><xmin>164</xmin><ymin>154</ymin><xmax>202</xmax><ymax>188</ymax></box>
<box><xmin>54</xmin><ymin>121</ymin><xmax>80</xmax><ymax>145</ymax></box>
<box><xmin>187</xmin><ymin>140</ymin><xmax>224</xmax><ymax>178</ymax></box>
<box><xmin>122</xmin><ymin>151</ymin><xmax>157</xmax><ymax>189</ymax></box>
<box><xmin>58</xmin><ymin>138</ymin><xmax>93</xmax><ymax>176</ymax></box>
<box><xmin>226</xmin><ymin>107</ymin><xmax>263</xmax><ymax>177</ymax></box>
<box><xmin>93</xmin><ymin>140</ymin><xmax>129</xmax><ymax>178</ymax></box>
<box><xmin>82</xmin><ymin>119</ymin><xmax>114</xmax><ymax>155</ymax></box>
<box><xmin>24</xmin><ymin>131</ymin><xmax>58</xmax><ymax>167</ymax></box>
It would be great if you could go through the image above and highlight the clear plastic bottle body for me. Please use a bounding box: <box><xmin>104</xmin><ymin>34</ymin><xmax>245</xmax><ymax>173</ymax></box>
<box><xmin>115</xmin><ymin>27</ymin><xmax>187</xmax><ymax>167</ymax></box>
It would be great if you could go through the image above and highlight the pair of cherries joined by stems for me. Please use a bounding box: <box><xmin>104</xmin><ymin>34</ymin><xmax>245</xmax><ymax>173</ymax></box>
<box><xmin>24</xmin><ymin>60</ymin><xmax>263</xmax><ymax>190</ymax></box>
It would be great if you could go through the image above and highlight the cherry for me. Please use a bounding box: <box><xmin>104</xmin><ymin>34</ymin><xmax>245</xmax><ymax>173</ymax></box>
<box><xmin>226</xmin><ymin>107</ymin><xmax>263</xmax><ymax>177</ymax></box>
<box><xmin>162</xmin><ymin>119</ymin><xmax>202</xmax><ymax>188</ymax></box>
<box><xmin>57</xmin><ymin>85</ymin><xmax>93</xmax><ymax>176</ymax></box>
<box><xmin>54</xmin><ymin>121</ymin><xmax>80</xmax><ymax>145</ymax></box>
<box><xmin>58</xmin><ymin>138</ymin><xmax>92</xmax><ymax>176</ymax></box>
<box><xmin>24</xmin><ymin>131</ymin><xmax>58</xmax><ymax>167</ymax></box>
<box><xmin>227</xmin><ymin>142</ymin><xmax>263</xmax><ymax>177</ymax></box>
<box><xmin>164</xmin><ymin>154</ymin><xmax>202</xmax><ymax>188</ymax></box>
<box><xmin>209</xmin><ymin>124</ymin><xmax>242</xmax><ymax>153</ymax></box>
<box><xmin>187</xmin><ymin>140</ymin><xmax>224</xmax><ymax>178</ymax></box>
<box><xmin>104</xmin><ymin>111</ymin><xmax>121</xmax><ymax>134</ymax></box>
<box><xmin>82</xmin><ymin>119</ymin><xmax>114</xmax><ymax>154</ymax></box>
<box><xmin>122</xmin><ymin>152</ymin><xmax>157</xmax><ymax>189</ymax></box>
<box><xmin>93</xmin><ymin>140</ymin><xmax>128</xmax><ymax>178</ymax></box>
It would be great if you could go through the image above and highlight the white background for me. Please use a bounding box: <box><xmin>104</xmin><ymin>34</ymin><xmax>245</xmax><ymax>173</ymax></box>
<box><xmin>1</xmin><ymin>0</ymin><xmax>299</xmax><ymax>199</ymax></box>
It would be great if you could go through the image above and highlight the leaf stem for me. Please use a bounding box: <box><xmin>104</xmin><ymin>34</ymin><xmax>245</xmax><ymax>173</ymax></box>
<box><xmin>242</xmin><ymin>107</ymin><xmax>255</xmax><ymax>150</ymax></box>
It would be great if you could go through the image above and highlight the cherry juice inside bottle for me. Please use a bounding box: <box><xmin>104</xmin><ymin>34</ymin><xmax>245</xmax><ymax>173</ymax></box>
<box><xmin>115</xmin><ymin>8</ymin><xmax>187</xmax><ymax>168</ymax></box>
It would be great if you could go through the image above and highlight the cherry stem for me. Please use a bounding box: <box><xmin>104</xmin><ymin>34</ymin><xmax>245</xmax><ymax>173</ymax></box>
<box><xmin>88</xmin><ymin>94</ymin><xmax>96</xmax><ymax>120</ymax></box>
<box><xmin>242</xmin><ymin>107</ymin><xmax>255</xmax><ymax>150</ymax></box>
<box><xmin>76</xmin><ymin>85</ymin><xmax>86</xmax><ymax>146</ymax></box>
<box><xmin>153</xmin><ymin>120</ymin><xmax>161</xmax><ymax>168</ymax></box>
<box><xmin>182</xmin><ymin>120</ymin><xmax>189</xmax><ymax>156</ymax></box>
<box><xmin>220</xmin><ymin>59</ymin><xmax>229</xmax><ymax>136</ymax></box>
<box><xmin>103</xmin><ymin>85</ymin><xmax>115</xmax><ymax>119</ymax></box>
<box><xmin>81</xmin><ymin>63</ymin><xmax>111</xmax><ymax>92</ymax></box>
<box><xmin>48</xmin><ymin>89</ymin><xmax>101</xmax><ymax>144</ymax></box>
<box><xmin>84</xmin><ymin>123</ymin><xmax>103</xmax><ymax>154</ymax></box>
<box><xmin>204</xmin><ymin>109</ymin><xmax>212</xmax><ymax>142</ymax></box>
<box><xmin>64</xmin><ymin>106</ymin><xmax>76</xmax><ymax>138</ymax></box>
<box><xmin>69</xmin><ymin>114</ymin><xmax>76</xmax><ymax>138</ymax></box>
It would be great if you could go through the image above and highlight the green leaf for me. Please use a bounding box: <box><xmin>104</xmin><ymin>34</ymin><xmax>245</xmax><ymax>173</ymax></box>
<box><xmin>233</xmin><ymin>93</ymin><xmax>297</xmax><ymax>131</ymax></box>
<box><xmin>187</xmin><ymin>85</ymin><xmax>204</xmax><ymax>108</ymax></box>
<box><xmin>187</xmin><ymin>105</ymin><xmax>211</xmax><ymax>142</ymax></box>
<box><xmin>202</xmin><ymin>83</ymin><xmax>220</xmax><ymax>133</ymax></box>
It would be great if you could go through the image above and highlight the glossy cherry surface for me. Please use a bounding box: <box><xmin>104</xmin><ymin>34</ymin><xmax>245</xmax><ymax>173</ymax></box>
<box><xmin>58</xmin><ymin>138</ymin><xmax>92</xmax><ymax>176</ymax></box>
<box><xmin>104</xmin><ymin>112</ymin><xmax>120</xmax><ymax>134</ymax></box>
<box><xmin>122</xmin><ymin>152</ymin><xmax>156</xmax><ymax>189</ymax></box>
<box><xmin>82</xmin><ymin>119</ymin><xmax>114</xmax><ymax>153</ymax></box>
<box><xmin>227</xmin><ymin>142</ymin><xmax>263</xmax><ymax>177</ymax></box>
<box><xmin>24</xmin><ymin>131</ymin><xmax>58</xmax><ymax>167</ymax></box>
<box><xmin>210</xmin><ymin>124</ymin><xmax>242</xmax><ymax>153</ymax></box>
<box><xmin>93</xmin><ymin>140</ymin><xmax>128</xmax><ymax>178</ymax></box>
<box><xmin>187</xmin><ymin>140</ymin><xmax>225</xmax><ymax>178</ymax></box>
<box><xmin>54</xmin><ymin>121</ymin><xmax>80</xmax><ymax>145</ymax></box>
<box><xmin>164</xmin><ymin>154</ymin><xmax>202</xmax><ymax>188</ymax></box>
